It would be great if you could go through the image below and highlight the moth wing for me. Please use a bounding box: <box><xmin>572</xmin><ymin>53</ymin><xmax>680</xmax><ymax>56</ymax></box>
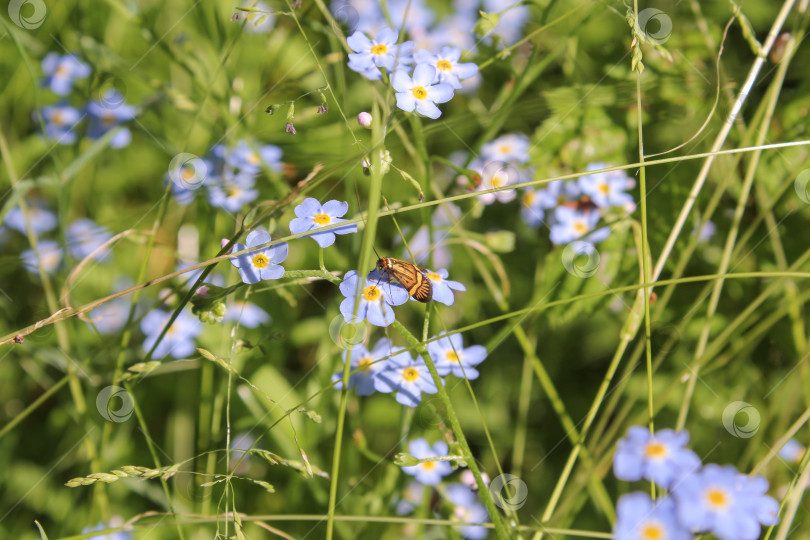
<box><xmin>412</xmin><ymin>276</ymin><xmax>432</xmax><ymax>303</ymax></box>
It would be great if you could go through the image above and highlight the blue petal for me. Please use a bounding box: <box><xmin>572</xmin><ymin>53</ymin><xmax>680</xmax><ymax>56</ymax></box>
<box><xmin>312</xmin><ymin>231</ymin><xmax>336</xmax><ymax>248</ymax></box>
<box><xmin>454</xmin><ymin>62</ymin><xmax>479</xmax><ymax>80</ymax></box>
<box><xmin>366</xmin><ymin>299</ymin><xmax>396</xmax><ymax>327</ymax></box>
<box><xmin>259</xmin><ymin>263</ymin><xmax>285</xmax><ymax>280</ymax></box>
<box><xmin>332</xmin><ymin>221</ymin><xmax>358</xmax><ymax>235</ymax></box>
<box><xmin>340</xmin><ymin>271</ymin><xmax>361</xmax><ymax>297</ymax></box>
<box><xmin>413</xmin><ymin>49</ymin><xmax>435</xmax><ymax>64</ymax></box>
<box><xmin>289</xmin><ymin>216</ymin><xmax>314</xmax><ymax>235</ymax></box>
<box><xmin>395</xmin><ymin>382</ymin><xmax>422</xmax><ymax>407</ymax></box>
<box><xmin>321</xmin><ymin>199</ymin><xmax>348</xmax><ymax>217</ymax></box>
<box><xmin>462</xmin><ymin>345</ymin><xmax>487</xmax><ymax>366</ymax></box>
<box><xmin>340</xmin><ymin>296</ymin><xmax>367</xmax><ymax>323</ymax></box>
<box><xmin>396</xmin><ymin>92</ymin><xmax>417</xmax><ymax>113</ymax></box>
<box><xmin>382</xmin><ymin>281</ymin><xmax>410</xmax><ymax>306</ymax></box>
<box><xmin>375</xmin><ymin>27</ymin><xmax>397</xmax><ymax>45</ymax></box>
<box><xmin>428</xmin><ymin>83</ymin><xmax>455</xmax><ymax>104</ymax></box>
<box><xmin>415</xmin><ymin>100</ymin><xmax>441</xmax><ymax>119</ymax></box>
<box><xmin>412</xmin><ymin>63</ymin><xmax>437</xmax><ymax>86</ymax></box>
<box><xmin>439</xmin><ymin>46</ymin><xmax>462</xmax><ymax>62</ymax></box>
<box><xmin>373</xmin><ymin>369</ymin><xmax>399</xmax><ymax>394</ymax></box>
<box><xmin>295</xmin><ymin>198</ymin><xmax>321</xmax><ymax>217</ymax></box>
<box><xmin>347</xmin><ymin>31</ymin><xmax>372</xmax><ymax>52</ymax></box>
<box><xmin>246</xmin><ymin>229</ymin><xmax>272</xmax><ymax>248</ymax></box>
<box><xmin>238</xmin><ymin>266</ymin><xmax>261</xmax><ymax>284</ymax></box>
<box><xmin>267</xmin><ymin>242</ymin><xmax>288</xmax><ymax>264</ymax></box>
<box><xmin>391</xmin><ymin>70</ymin><xmax>413</xmax><ymax>93</ymax></box>
<box><xmin>431</xmin><ymin>283</ymin><xmax>454</xmax><ymax>306</ymax></box>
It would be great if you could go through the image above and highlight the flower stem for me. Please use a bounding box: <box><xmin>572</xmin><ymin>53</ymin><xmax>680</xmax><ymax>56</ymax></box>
<box><xmin>391</xmin><ymin>320</ymin><xmax>512</xmax><ymax>538</ymax></box>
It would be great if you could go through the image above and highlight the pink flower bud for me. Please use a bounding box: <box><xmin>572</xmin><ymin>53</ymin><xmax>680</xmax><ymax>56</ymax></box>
<box><xmin>357</xmin><ymin>112</ymin><xmax>372</xmax><ymax>128</ymax></box>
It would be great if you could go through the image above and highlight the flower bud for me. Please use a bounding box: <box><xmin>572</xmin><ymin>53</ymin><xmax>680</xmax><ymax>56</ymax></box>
<box><xmin>357</xmin><ymin>111</ymin><xmax>372</xmax><ymax>128</ymax></box>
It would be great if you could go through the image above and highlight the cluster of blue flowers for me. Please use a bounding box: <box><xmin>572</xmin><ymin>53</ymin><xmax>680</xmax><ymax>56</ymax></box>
<box><xmin>332</xmin><ymin>0</ymin><xmax>528</xmax><ymax>54</ymax></box>
<box><xmin>338</xmin><ymin>264</ymin><xmax>465</xmax><ymax>327</ymax></box>
<box><xmin>613</xmin><ymin>426</ymin><xmax>780</xmax><ymax>540</ymax></box>
<box><xmin>168</xmin><ymin>139</ymin><xmax>284</xmax><ymax>212</ymax></box>
<box><xmin>454</xmin><ymin>132</ymin><xmax>636</xmax><ymax>247</ymax></box>
<box><xmin>396</xmin><ymin>439</ymin><xmax>490</xmax><ymax>539</ymax></box>
<box><xmin>467</xmin><ymin>133</ymin><xmax>532</xmax><ymax>205</ymax></box>
<box><xmin>346</xmin><ymin>26</ymin><xmax>478</xmax><ymax>118</ymax></box>
<box><xmin>38</xmin><ymin>53</ymin><xmax>136</xmax><ymax>148</ymax></box>
<box><xmin>332</xmin><ymin>332</ymin><xmax>486</xmax><ymax>407</ymax></box>
<box><xmin>524</xmin><ymin>162</ymin><xmax>635</xmax><ymax>245</ymax></box>
<box><xmin>4</xmin><ymin>204</ymin><xmax>113</xmax><ymax>276</ymax></box>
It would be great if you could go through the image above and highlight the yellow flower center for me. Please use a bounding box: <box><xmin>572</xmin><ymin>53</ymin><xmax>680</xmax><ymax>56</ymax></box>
<box><xmin>644</xmin><ymin>441</ymin><xmax>668</xmax><ymax>459</ymax></box>
<box><xmin>247</xmin><ymin>152</ymin><xmax>260</xmax><ymax>165</ymax></box>
<box><xmin>492</xmin><ymin>176</ymin><xmax>503</xmax><ymax>187</ymax></box>
<box><xmin>363</xmin><ymin>285</ymin><xmax>380</xmax><ymax>301</ymax></box>
<box><xmin>44</xmin><ymin>252</ymin><xmax>60</xmax><ymax>265</ymax></box>
<box><xmin>314</xmin><ymin>213</ymin><xmax>331</xmax><ymax>225</ymax></box>
<box><xmin>52</xmin><ymin>112</ymin><xmax>64</xmax><ymax>125</ymax></box>
<box><xmin>499</xmin><ymin>144</ymin><xmax>511</xmax><ymax>154</ymax></box>
<box><xmin>371</xmin><ymin>44</ymin><xmax>388</xmax><ymax>55</ymax></box>
<box><xmin>427</xmin><ymin>272</ymin><xmax>441</xmax><ymax>281</ymax></box>
<box><xmin>523</xmin><ymin>191</ymin><xmax>535</xmax><ymax>206</ymax></box>
<box><xmin>412</xmin><ymin>86</ymin><xmax>428</xmax><ymax>100</ymax></box>
<box><xmin>55</xmin><ymin>64</ymin><xmax>69</xmax><ymax>76</ymax></box>
<box><xmin>227</xmin><ymin>186</ymin><xmax>241</xmax><ymax>197</ymax></box>
<box><xmin>705</xmin><ymin>487</ymin><xmax>729</xmax><ymax>510</ymax></box>
<box><xmin>402</xmin><ymin>367</ymin><xmax>419</xmax><ymax>381</ymax></box>
<box><xmin>640</xmin><ymin>523</ymin><xmax>664</xmax><ymax>540</ymax></box>
<box><xmin>437</xmin><ymin>59</ymin><xmax>452</xmax><ymax>71</ymax></box>
<box><xmin>358</xmin><ymin>357</ymin><xmax>372</xmax><ymax>371</ymax></box>
<box><xmin>421</xmin><ymin>460</ymin><xmax>436</xmax><ymax>470</ymax></box>
<box><xmin>181</xmin><ymin>167</ymin><xmax>195</xmax><ymax>181</ymax></box>
<box><xmin>599</xmin><ymin>182</ymin><xmax>610</xmax><ymax>194</ymax></box>
<box><xmin>252</xmin><ymin>253</ymin><xmax>269</xmax><ymax>268</ymax></box>
<box><xmin>573</xmin><ymin>221</ymin><xmax>587</xmax><ymax>234</ymax></box>
<box><xmin>445</xmin><ymin>351</ymin><xmax>459</xmax><ymax>363</ymax></box>
<box><xmin>102</xmin><ymin>113</ymin><xmax>116</xmax><ymax>127</ymax></box>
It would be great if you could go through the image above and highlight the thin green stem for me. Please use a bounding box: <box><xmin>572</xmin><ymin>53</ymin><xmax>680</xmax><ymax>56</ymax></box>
<box><xmin>391</xmin><ymin>320</ymin><xmax>512</xmax><ymax>538</ymax></box>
